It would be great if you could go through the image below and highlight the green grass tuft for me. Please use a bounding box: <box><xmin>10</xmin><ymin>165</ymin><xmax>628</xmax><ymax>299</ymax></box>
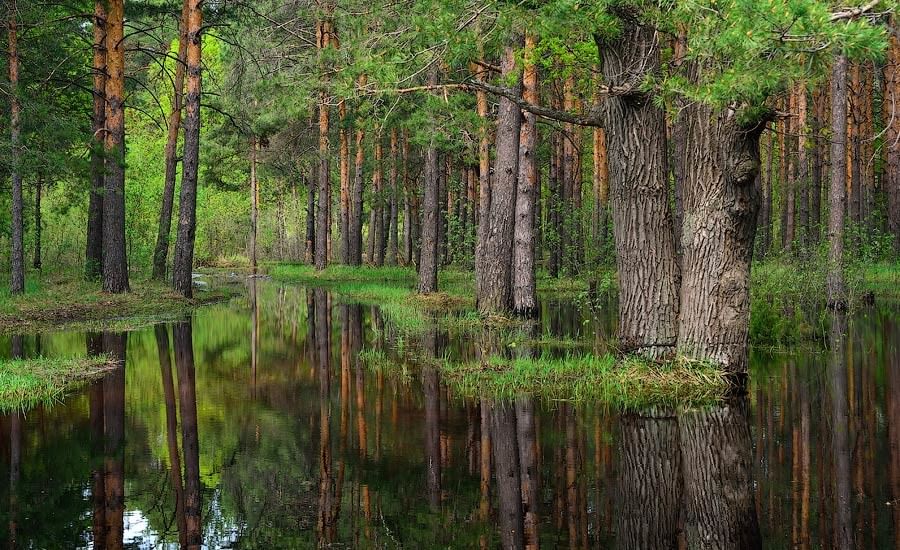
<box><xmin>0</xmin><ymin>355</ymin><xmax>116</xmax><ymax>412</ymax></box>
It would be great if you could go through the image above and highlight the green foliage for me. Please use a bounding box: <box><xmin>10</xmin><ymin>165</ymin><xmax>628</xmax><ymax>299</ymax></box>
<box><xmin>0</xmin><ymin>355</ymin><xmax>113</xmax><ymax>412</ymax></box>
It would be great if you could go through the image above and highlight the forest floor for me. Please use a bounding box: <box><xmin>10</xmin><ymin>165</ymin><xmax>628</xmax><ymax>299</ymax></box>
<box><xmin>0</xmin><ymin>355</ymin><xmax>116</xmax><ymax>412</ymax></box>
<box><xmin>0</xmin><ymin>270</ymin><xmax>244</xmax><ymax>334</ymax></box>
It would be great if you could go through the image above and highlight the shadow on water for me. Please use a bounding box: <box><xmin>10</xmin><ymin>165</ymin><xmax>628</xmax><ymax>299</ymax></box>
<box><xmin>0</xmin><ymin>281</ymin><xmax>897</xmax><ymax>548</ymax></box>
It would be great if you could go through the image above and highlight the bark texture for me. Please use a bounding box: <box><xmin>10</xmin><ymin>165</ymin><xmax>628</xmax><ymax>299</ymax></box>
<box><xmin>676</xmin><ymin>100</ymin><xmax>763</xmax><ymax>373</ymax></box>
<box><xmin>828</xmin><ymin>55</ymin><xmax>849</xmax><ymax>308</ymax></box>
<box><xmin>417</xmin><ymin>65</ymin><xmax>441</xmax><ymax>293</ymax></box>
<box><xmin>490</xmin><ymin>400</ymin><xmax>525</xmax><ymax>550</ymax></box>
<box><xmin>513</xmin><ymin>34</ymin><xmax>538</xmax><ymax>316</ymax></box>
<box><xmin>885</xmin><ymin>18</ymin><xmax>900</xmax><ymax>253</ymax></box>
<box><xmin>599</xmin><ymin>19</ymin><xmax>679</xmax><ymax>357</ymax></box>
<box><xmin>102</xmin><ymin>0</ymin><xmax>129</xmax><ymax>293</ymax></box>
<box><xmin>174</xmin><ymin>321</ymin><xmax>202</xmax><ymax>549</ymax></box>
<box><xmin>172</xmin><ymin>0</ymin><xmax>203</xmax><ymax>297</ymax></box>
<box><xmin>315</xmin><ymin>19</ymin><xmax>333</xmax><ymax>271</ymax></box>
<box><xmin>477</xmin><ymin>41</ymin><xmax>522</xmax><ymax>314</ymax></box>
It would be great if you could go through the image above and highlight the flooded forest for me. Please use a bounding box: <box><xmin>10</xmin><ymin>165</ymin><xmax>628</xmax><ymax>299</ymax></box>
<box><xmin>1</xmin><ymin>0</ymin><xmax>899</xmax><ymax>548</ymax></box>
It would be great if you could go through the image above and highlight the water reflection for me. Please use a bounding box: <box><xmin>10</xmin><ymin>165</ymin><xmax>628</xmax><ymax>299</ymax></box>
<box><xmin>0</xmin><ymin>284</ymin><xmax>897</xmax><ymax>548</ymax></box>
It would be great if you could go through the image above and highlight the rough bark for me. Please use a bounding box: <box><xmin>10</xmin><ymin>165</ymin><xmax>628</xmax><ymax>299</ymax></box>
<box><xmin>152</xmin><ymin>0</ymin><xmax>190</xmax><ymax>280</ymax></box>
<box><xmin>678</xmin><ymin>396</ymin><xmax>761</xmax><ymax>549</ymax></box>
<box><xmin>828</xmin><ymin>55</ymin><xmax>849</xmax><ymax>308</ymax></box>
<box><xmin>848</xmin><ymin>63</ymin><xmax>863</xmax><ymax>228</ymax></box>
<box><xmin>676</xmin><ymin>100</ymin><xmax>763</xmax><ymax>373</ymax></box>
<box><xmin>474</xmin><ymin>60</ymin><xmax>492</xmax><ymax>295</ymax></box>
<box><xmin>885</xmin><ymin>18</ymin><xmax>900</xmax><ymax>253</ymax></box>
<box><xmin>418</xmin><ymin>65</ymin><xmax>441</xmax><ymax>294</ymax></box>
<box><xmin>315</xmin><ymin>19</ymin><xmax>333</xmax><ymax>271</ymax></box>
<box><xmin>339</xmin><ymin>99</ymin><xmax>350</xmax><ymax>264</ymax></box>
<box><xmin>171</xmin><ymin>0</ymin><xmax>202</xmax><ymax>297</ymax></box>
<box><xmin>349</xmin><ymin>81</ymin><xmax>366</xmax><ymax>265</ymax></box>
<box><xmin>174</xmin><ymin>321</ymin><xmax>202</xmax><ymax>549</ymax></box>
<box><xmin>513</xmin><ymin>33</ymin><xmax>538</xmax><ymax>316</ymax></box>
<box><xmin>614</xmin><ymin>411</ymin><xmax>681</xmax><ymax>549</ymax></box>
<box><xmin>599</xmin><ymin>20</ymin><xmax>680</xmax><ymax>357</ymax></box>
<box><xmin>477</xmin><ymin>40</ymin><xmax>522</xmax><ymax>314</ymax></box>
<box><xmin>592</xmin><ymin>126</ymin><xmax>610</xmax><ymax>267</ymax></box>
<box><xmin>102</xmin><ymin>0</ymin><xmax>129</xmax><ymax>293</ymax></box>
<box><xmin>8</xmin><ymin>3</ymin><xmax>23</xmax><ymax>294</ymax></box>
<box><xmin>86</xmin><ymin>0</ymin><xmax>106</xmax><ymax>280</ymax></box>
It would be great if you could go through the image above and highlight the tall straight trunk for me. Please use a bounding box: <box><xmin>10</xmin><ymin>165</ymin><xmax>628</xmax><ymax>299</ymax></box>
<box><xmin>797</xmin><ymin>85</ymin><xmax>810</xmax><ymax>253</ymax></box>
<box><xmin>102</xmin><ymin>0</ymin><xmax>129</xmax><ymax>293</ymax></box>
<box><xmin>777</xmin><ymin>106</ymin><xmax>787</xmax><ymax>250</ymax></box>
<box><xmin>349</xmin><ymin>81</ymin><xmax>365</xmax><ymax>265</ymax></box>
<box><xmin>489</xmin><ymin>400</ymin><xmax>525</xmax><ymax>550</ymax></box>
<box><xmin>829</xmin><ymin>312</ymin><xmax>852</xmax><ymax>547</ymax></box>
<box><xmin>387</xmin><ymin>128</ymin><xmax>399</xmax><ymax>265</ymax></box>
<box><xmin>474</xmin><ymin>60</ymin><xmax>492</xmax><ymax>295</ymax></box>
<box><xmin>249</xmin><ymin>138</ymin><xmax>259</xmax><ymax>272</ymax></box>
<box><xmin>8</xmin><ymin>3</ymin><xmax>23</xmax><ymax>294</ymax></box>
<box><xmin>783</xmin><ymin>90</ymin><xmax>797</xmax><ymax>253</ymax></box>
<box><xmin>86</xmin><ymin>0</ymin><xmax>106</xmax><ymax>280</ymax></box>
<box><xmin>811</xmin><ymin>86</ymin><xmax>826</xmax><ymax>245</ymax></box>
<box><xmin>678</xmin><ymin>397</ymin><xmax>761</xmax><ymax>548</ymax></box>
<box><xmin>477</xmin><ymin>40</ymin><xmax>522</xmax><ymax>314</ymax></box>
<box><xmin>155</xmin><ymin>325</ymin><xmax>187</xmax><ymax>547</ymax></box>
<box><xmin>306</xmin><ymin>163</ymin><xmax>316</xmax><ymax>263</ymax></box>
<box><xmin>828</xmin><ymin>55</ymin><xmax>849</xmax><ymax>308</ymax></box>
<box><xmin>592</xmin><ymin>126</ymin><xmax>610</xmax><ymax>268</ymax></box>
<box><xmin>513</xmin><ymin>33</ymin><xmax>538</xmax><ymax>316</ymax></box>
<box><xmin>599</xmin><ymin>23</ymin><xmax>679</xmax><ymax>358</ymax></box>
<box><xmin>884</xmin><ymin>17</ymin><xmax>900</xmax><ymax>253</ymax></box>
<box><xmin>402</xmin><ymin>129</ymin><xmax>417</xmax><ymax>265</ymax></box>
<box><xmin>315</xmin><ymin>19</ymin><xmax>332</xmax><ymax>271</ymax></box>
<box><xmin>171</xmin><ymin>0</ymin><xmax>202</xmax><ymax>297</ymax></box>
<box><xmin>152</xmin><ymin>0</ymin><xmax>190</xmax><ymax>280</ymax></box>
<box><xmin>861</xmin><ymin>62</ymin><xmax>875</xmax><ymax>231</ymax></box>
<box><xmin>515</xmin><ymin>397</ymin><xmax>540</xmax><ymax>549</ymax></box>
<box><xmin>372</xmin><ymin>138</ymin><xmax>385</xmax><ymax>266</ymax></box>
<box><xmin>339</xmin><ymin>99</ymin><xmax>350</xmax><ymax>264</ymax></box>
<box><xmin>548</xmin><ymin>131</ymin><xmax>560</xmax><ymax>277</ymax></box>
<box><xmin>676</xmin><ymin>87</ymin><xmax>763</xmax><ymax>373</ymax></box>
<box><xmin>849</xmin><ymin>62</ymin><xmax>863</xmax><ymax>228</ymax></box>
<box><xmin>173</xmin><ymin>321</ymin><xmax>202</xmax><ymax>549</ymax></box>
<box><xmin>561</xmin><ymin>76</ymin><xmax>575</xmax><ymax>273</ymax></box>
<box><xmin>102</xmin><ymin>332</ymin><xmax>127</xmax><ymax>549</ymax></box>
<box><xmin>418</xmin><ymin>65</ymin><xmax>441</xmax><ymax>294</ymax></box>
<box><xmin>33</xmin><ymin>176</ymin><xmax>42</xmax><ymax>271</ymax></box>
<box><xmin>760</xmin><ymin>130</ymin><xmax>774</xmax><ymax>257</ymax></box>
<box><xmin>438</xmin><ymin>155</ymin><xmax>447</xmax><ymax>265</ymax></box>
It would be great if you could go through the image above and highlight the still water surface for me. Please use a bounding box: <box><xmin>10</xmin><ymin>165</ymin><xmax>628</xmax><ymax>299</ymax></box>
<box><xmin>0</xmin><ymin>281</ymin><xmax>898</xmax><ymax>548</ymax></box>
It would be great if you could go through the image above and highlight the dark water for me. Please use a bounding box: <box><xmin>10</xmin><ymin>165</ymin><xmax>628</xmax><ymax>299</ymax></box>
<box><xmin>0</xmin><ymin>281</ymin><xmax>898</xmax><ymax>549</ymax></box>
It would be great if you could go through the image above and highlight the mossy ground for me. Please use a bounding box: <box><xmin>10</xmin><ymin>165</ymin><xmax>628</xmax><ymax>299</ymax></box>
<box><xmin>0</xmin><ymin>355</ymin><xmax>116</xmax><ymax>412</ymax></box>
<box><xmin>0</xmin><ymin>270</ymin><xmax>242</xmax><ymax>334</ymax></box>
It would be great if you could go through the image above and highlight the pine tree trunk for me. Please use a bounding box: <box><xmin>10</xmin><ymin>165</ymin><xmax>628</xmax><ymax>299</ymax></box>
<box><xmin>849</xmin><ymin>62</ymin><xmax>863</xmax><ymax>229</ymax></box>
<box><xmin>828</xmin><ymin>55</ymin><xmax>849</xmax><ymax>308</ymax></box>
<box><xmin>102</xmin><ymin>0</ymin><xmax>129</xmax><ymax>293</ymax></box>
<box><xmin>884</xmin><ymin>19</ymin><xmax>900</xmax><ymax>253</ymax></box>
<box><xmin>599</xmin><ymin>22</ymin><xmax>679</xmax><ymax>358</ymax></box>
<box><xmin>339</xmin><ymin>99</ymin><xmax>350</xmax><ymax>264</ymax></box>
<box><xmin>315</xmin><ymin>19</ymin><xmax>332</xmax><ymax>271</ymax></box>
<box><xmin>592</xmin><ymin>127</ymin><xmax>609</xmax><ymax>268</ymax></box>
<box><xmin>811</xmin><ymin>87</ymin><xmax>825</xmax><ymax>245</ymax></box>
<box><xmin>152</xmin><ymin>0</ymin><xmax>190</xmax><ymax>280</ymax></box>
<box><xmin>173</xmin><ymin>321</ymin><xmax>202</xmax><ymax>549</ymax></box>
<box><xmin>515</xmin><ymin>396</ymin><xmax>540</xmax><ymax>550</ymax></box>
<box><xmin>306</xmin><ymin>164</ymin><xmax>316</xmax><ymax>264</ymax></box>
<box><xmin>373</xmin><ymin>138</ymin><xmax>385</xmax><ymax>266</ymax></box>
<box><xmin>171</xmin><ymin>0</ymin><xmax>202</xmax><ymax>297</ymax></box>
<box><xmin>418</xmin><ymin>65</ymin><xmax>441</xmax><ymax>293</ymax></box>
<box><xmin>33</xmin><ymin>176</ymin><xmax>41</xmax><ymax>271</ymax></box>
<box><xmin>759</xmin><ymin>130</ymin><xmax>773</xmax><ymax>257</ymax></box>
<box><xmin>8</xmin><ymin>4</ymin><xmax>23</xmax><ymax>294</ymax></box>
<box><xmin>828</xmin><ymin>312</ymin><xmax>852</xmax><ymax>547</ymax></box>
<box><xmin>676</xmin><ymin>99</ymin><xmax>763</xmax><ymax>373</ymax></box>
<box><xmin>548</xmin><ymin>131</ymin><xmax>560</xmax><ymax>278</ymax></box>
<box><xmin>783</xmin><ymin>90</ymin><xmax>797</xmax><ymax>253</ymax></box>
<box><xmin>489</xmin><ymin>400</ymin><xmax>526</xmax><ymax>550</ymax></box>
<box><xmin>350</xmin><ymin>91</ymin><xmax>365</xmax><ymax>266</ymax></box>
<box><xmin>386</xmin><ymin>128</ymin><xmax>399</xmax><ymax>265</ymax></box>
<box><xmin>474</xmin><ymin>60</ymin><xmax>492</xmax><ymax>295</ymax></box>
<box><xmin>797</xmin><ymin>85</ymin><xmax>810</xmax><ymax>254</ymax></box>
<box><xmin>513</xmin><ymin>33</ymin><xmax>538</xmax><ymax>316</ymax></box>
<box><xmin>678</xmin><ymin>397</ymin><xmax>761</xmax><ymax>549</ymax></box>
<box><xmin>249</xmin><ymin>138</ymin><xmax>259</xmax><ymax>271</ymax></box>
<box><xmin>86</xmin><ymin>0</ymin><xmax>106</xmax><ymax>280</ymax></box>
<box><xmin>477</xmin><ymin>41</ymin><xmax>521</xmax><ymax>314</ymax></box>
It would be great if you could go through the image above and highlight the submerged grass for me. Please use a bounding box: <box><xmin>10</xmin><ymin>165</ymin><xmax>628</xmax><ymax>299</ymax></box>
<box><xmin>0</xmin><ymin>355</ymin><xmax>116</xmax><ymax>412</ymax></box>
<box><xmin>442</xmin><ymin>354</ymin><xmax>727</xmax><ymax>407</ymax></box>
<box><xmin>0</xmin><ymin>272</ymin><xmax>241</xmax><ymax>334</ymax></box>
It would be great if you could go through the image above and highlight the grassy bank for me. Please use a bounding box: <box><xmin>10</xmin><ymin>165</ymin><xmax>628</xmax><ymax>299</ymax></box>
<box><xmin>0</xmin><ymin>355</ymin><xmax>116</xmax><ymax>411</ymax></box>
<box><xmin>0</xmin><ymin>271</ymin><xmax>242</xmax><ymax>334</ymax></box>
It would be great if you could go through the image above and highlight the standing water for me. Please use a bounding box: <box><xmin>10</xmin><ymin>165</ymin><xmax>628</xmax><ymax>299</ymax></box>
<box><xmin>0</xmin><ymin>281</ymin><xmax>898</xmax><ymax>548</ymax></box>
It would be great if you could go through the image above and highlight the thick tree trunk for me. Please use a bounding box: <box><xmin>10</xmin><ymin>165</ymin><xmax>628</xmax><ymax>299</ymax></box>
<box><xmin>676</xmin><ymin>101</ymin><xmax>763</xmax><ymax>373</ymax></box>
<box><xmin>249</xmin><ymin>138</ymin><xmax>259</xmax><ymax>272</ymax></box>
<box><xmin>33</xmin><ymin>176</ymin><xmax>42</xmax><ymax>271</ymax></box>
<box><xmin>387</xmin><ymin>128</ymin><xmax>399</xmax><ymax>265</ymax></box>
<box><xmin>678</xmin><ymin>396</ymin><xmax>761</xmax><ymax>549</ymax></box>
<box><xmin>614</xmin><ymin>412</ymin><xmax>681</xmax><ymax>549</ymax></box>
<box><xmin>490</xmin><ymin>400</ymin><xmax>525</xmax><ymax>550</ymax></box>
<box><xmin>828</xmin><ymin>55</ymin><xmax>849</xmax><ymax>308</ymax></box>
<box><xmin>315</xmin><ymin>19</ymin><xmax>332</xmax><ymax>271</ymax></box>
<box><xmin>885</xmin><ymin>18</ymin><xmax>900</xmax><ymax>253</ymax></box>
<box><xmin>102</xmin><ymin>0</ymin><xmax>129</xmax><ymax>293</ymax></box>
<box><xmin>152</xmin><ymin>0</ymin><xmax>190</xmax><ymax>280</ymax></box>
<box><xmin>339</xmin><ymin>99</ymin><xmax>350</xmax><ymax>264</ymax></box>
<box><xmin>478</xmin><ymin>41</ymin><xmax>522</xmax><ymax>314</ymax></box>
<box><xmin>86</xmin><ymin>0</ymin><xmax>106</xmax><ymax>280</ymax></box>
<box><xmin>8</xmin><ymin>4</ymin><xmax>23</xmax><ymax>294</ymax></box>
<box><xmin>418</xmin><ymin>65</ymin><xmax>441</xmax><ymax>294</ymax></box>
<box><xmin>599</xmin><ymin>22</ymin><xmax>679</xmax><ymax>358</ymax></box>
<box><xmin>513</xmin><ymin>34</ymin><xmax>538</xmax><ymax>316</ymax></box>
<box><xmin>171</xmin><ymin>0</ymin><xmax>202</xmax><ymax>297</ymax></box>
